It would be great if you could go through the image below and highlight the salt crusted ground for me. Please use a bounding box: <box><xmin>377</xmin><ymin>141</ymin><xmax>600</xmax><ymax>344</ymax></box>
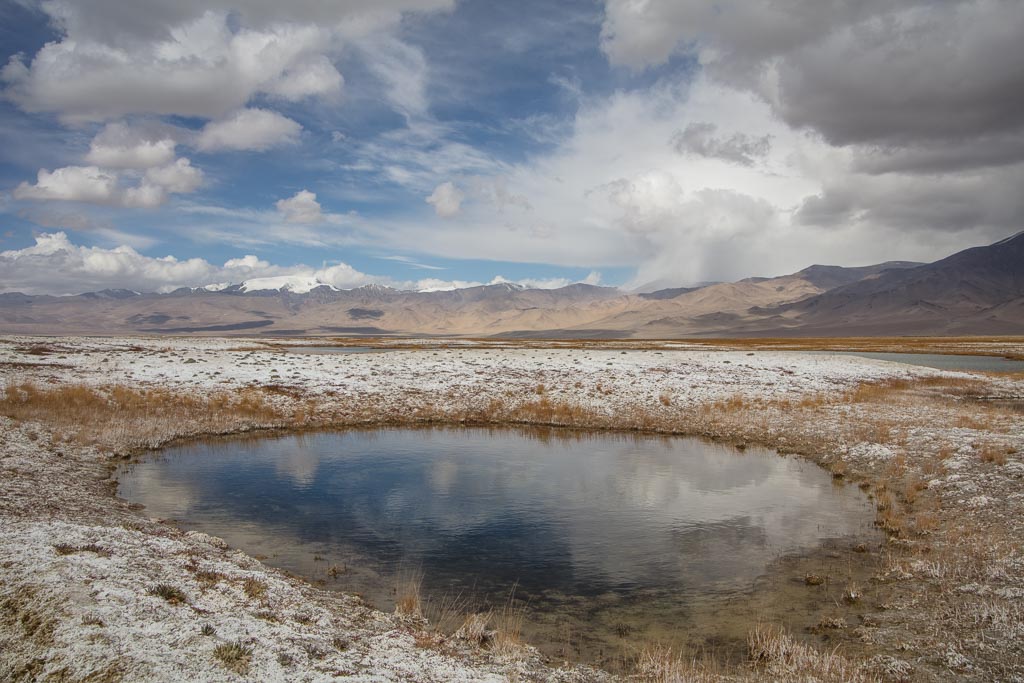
<box><xmin>1</xmin><ymin>335</ymin><xmax>1023</xmax><ymax>682</ymax></box>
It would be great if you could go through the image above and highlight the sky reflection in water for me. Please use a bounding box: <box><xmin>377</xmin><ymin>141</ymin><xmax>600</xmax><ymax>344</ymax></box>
<box><xmin>119</xmin><ymin>428</ymin><xmax>876</xmax><ymax>607</ymax></box>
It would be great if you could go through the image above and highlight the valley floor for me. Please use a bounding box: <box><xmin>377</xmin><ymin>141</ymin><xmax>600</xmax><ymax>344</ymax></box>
<box><xmin>1</xmin><ymin>336</ymin><xmax>1023</xmax><ymax>681</ymax></box>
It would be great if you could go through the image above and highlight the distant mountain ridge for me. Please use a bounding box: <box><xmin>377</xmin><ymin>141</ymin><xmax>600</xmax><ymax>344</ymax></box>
<box><xmin>1</xmin><ymin>234</ymin><xmax>1021</xmax><ymax>337</ymax></box>
<box><xmin>752</xmin><ymin>231</ymin><xmax>1024</xmax><ymax>335</ymax></box>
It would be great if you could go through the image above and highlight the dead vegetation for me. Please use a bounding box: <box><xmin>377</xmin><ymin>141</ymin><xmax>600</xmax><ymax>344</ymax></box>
<box><xmin>148</xmin><ymin>584</ymin><xmax>187</xmax><ymax>605</ymax></box>
<box><xmin>0</xmin><ymin>381</ymin><xmax>288</xmax><ymax>449</ymax></box>
<box><xmin>394</xmin><ymin>568</ymin><xmax>423</xmax><ymax>618</ymax></box>
<box><xmin>53</xmin><ymin>542</ymin><xmax>111</xmax><ymax>558</ymax></box>
<box><xmin>242</xmin><ymin>577</ymin><xmax>269</xmax><ymax>601</ymax></box>
<box><xmin>312</xmin><ymin>334</ymin><xmax>1024</xmax><ymax>359</ymax></box>
<box><xmin>636</xmin><ymin>624</ymin><xmax>877</xmax><ymax>683</ymax></box>
<box><xmin>213</xmin><ymin>640</ymin><xmax>253</xmax><ymax>674</ymax></box>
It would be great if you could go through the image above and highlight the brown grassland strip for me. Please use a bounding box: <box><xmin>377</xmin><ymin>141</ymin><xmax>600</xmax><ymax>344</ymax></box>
<box><xmin>301</xmin><ymin>335</ymin><xmax>1024</xmax><ymax>359</ymax></box>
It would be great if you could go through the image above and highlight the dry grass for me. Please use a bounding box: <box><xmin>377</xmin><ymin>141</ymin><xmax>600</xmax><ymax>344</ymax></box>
<box><xmin>242</xmin><ymin>577</ymin><xmax>268</xmax><ymax>601</ymax></box>
<box><xmin>508</xmin><ymin>396</ymin><xmax>600</xmax><ymax>425</ymax></box>
<box><xmin>213</xmin><ymin>641</ymin><xmax>253</xmax><ymax>674</ymax></box>
<box><xmin>747</xmin><ymin>624</ymin><xmax>873</xmax><ymax>682</ymax></box>
<box><xmin>489</xmin><ymin>589</ymin><xmax>527</xmax><ymax>656</ymax></box>
<box><xmin>318</xmin><ymin>334</ymin><xmax>1024</xmax><ymax>358</ymax></box>
<box><xmin>635</xmin><ymin>624</ymin><xmax>877</xmax><ymax>682</ymax></box>
<box><xmin>423</xmin><ymin>591</ymin><xmax>475</xmax><ymax>636</ymax></box>
<box><xmin>148</xmin><ymin>584</ymin><xmax>187</xmax><ymax>605</ymax></box>
<box><xmin>976</xmin><ymin>441</ymin><xmax>1011</xmax><ymax>465</ymax></box>
<box><xmin>455</xmin><ymin>612</ymin><xmax>493</xmax><ymax>646</ymax></box>
<box><xmin>635</xmin><ymin>645</ymin><xmax>723</xmax><ymax>683</ymax></box>
<box><xmin>394</xmin><ymin>568</ymin><xmax>423</xmax><ymax>618</ymax></box>
<box><xmin>53</xmin><ymin>543</ymin><xmax>110</xmax><ymax>558</ymax></box>
<box><xmin>0</xmin><ymin>381</ymin><xmax>287</xmax><ymax>449</ymax></box>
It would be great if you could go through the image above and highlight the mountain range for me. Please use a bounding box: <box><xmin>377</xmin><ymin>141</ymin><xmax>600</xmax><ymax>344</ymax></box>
<box><xmin>2</xmin><ymin>232</ymin><xmax>1022</xmax><ymax>338</ymax></box>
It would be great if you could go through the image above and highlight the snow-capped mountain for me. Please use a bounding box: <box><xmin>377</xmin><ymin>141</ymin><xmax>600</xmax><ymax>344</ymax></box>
<box><xmin>235</xmin><ymin>275</ymin><xmax>338</xmax><ymax>294</ymax></box>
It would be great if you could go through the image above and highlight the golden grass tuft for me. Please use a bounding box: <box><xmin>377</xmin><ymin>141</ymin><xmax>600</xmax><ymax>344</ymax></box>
<box><xmin>242</xmin><ymin>577</ymin><xmax>268</xmax><ymax>601</ymax></box>
<box><xmin>635</xmin><ymin>645</ymin><xmax>723</xmax><ymax>683</ymax></box>
<box><xmin>213</xmin><ymin>641</ymin><xmax>253</xmax><ymax>674</ymax></box>
<box><xmin>489</xmin><ymin>589</ymin><xmax>527</xmax><ymax>657</ymax></box>
<box><xmin>394</xmin><ymin>568</ymin><xmax>423</xmax><ymax>618</ymax></box>
<box><xmin>148</xmin><ymin>584</ymin><xmax>187</xmax><ymax>605</ymax></box>
<box><xmin>747</xmin><ymin>624</ymin><xmax>872</xmax><ymax>681</ymax></box>
<box><xmin>976</xmin><ymin>441</ymin><xmax>1010</xmax><ymax>465</ymax></box>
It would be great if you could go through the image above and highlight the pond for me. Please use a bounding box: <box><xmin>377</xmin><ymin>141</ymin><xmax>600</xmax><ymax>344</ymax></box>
<box><xmin>117</xmin><ymin>428</ymin><xmax>879</xmax><ymax>669</ymax></box>
<box><xmin>829</xmin><ymin>351</ymin><xmax>1024</xmax><ymax>373</ymax></box>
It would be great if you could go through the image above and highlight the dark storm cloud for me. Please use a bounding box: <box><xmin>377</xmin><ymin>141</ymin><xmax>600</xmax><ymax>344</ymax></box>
<box><xmin>796</xmin><ymin>165</ymin><xmax>1024</xmax><ymax>232</ymax></box>
<box><xmin>773</xmin><ymin>2</ymin><xmax>1024</xmax><ymax>150</ymax></box>
<box><xmin>604</xmin><ymin>0</ymin><xmax>1024</xmax><ymax>173</ymax></box>
<box><xmin>852</xmin><ymin>134</ymin><xmax>1024</xmax><ymax>175</ymax></box>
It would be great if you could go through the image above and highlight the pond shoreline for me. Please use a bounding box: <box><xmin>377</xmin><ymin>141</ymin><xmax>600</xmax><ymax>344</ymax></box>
<box><xmin>2</xmin><ymin>335</ymin><xmax>1023</xmax><ymax>681</ymax></box>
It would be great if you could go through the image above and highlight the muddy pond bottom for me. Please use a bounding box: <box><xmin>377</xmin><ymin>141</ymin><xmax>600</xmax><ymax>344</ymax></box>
<box><xmin>118</xmin><ymin>428</ymin><xmax>880</xmax><ymax>669</ymax></box>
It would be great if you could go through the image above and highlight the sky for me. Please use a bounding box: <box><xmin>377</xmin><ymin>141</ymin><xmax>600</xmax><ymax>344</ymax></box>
<box><xmin>0</xmin><ymin>0</ymin><xmax>1022</xmax><ymax>295</ymax></box>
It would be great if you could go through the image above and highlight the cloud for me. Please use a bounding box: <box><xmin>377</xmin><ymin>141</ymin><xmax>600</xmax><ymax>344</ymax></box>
<box><xmin>13</xmin><ymin>166</ymin><xmax>119</xmax><ymax>204</ymax></box>
<box><xmin>1</xmin><ymin>11</ymin><xmax>340</xmax><ymax>122</ymax></box>
<box><xmin>671</xmin><ymin>122</ymin><xmax>771</xmax><ymax>166</ymax></box>
<box><xmin>355</xmin><ymin>33</ymin><xmax>430</xmax><ymax>118</ymax></box>
<box><xmin>0</xmin><ymin>232</ymin><xmax>240</xmax><ymax>294</ymax></box>
<box><xmin>0</xmin><ymin>232</ymin><xmax>601</xmax><ymax>295</ymax></box>
<box><xmin>351</xmin><ymin>120</ymin><xmax>506</xmax><ymax>194</ymax></box>
<box><xmin>24</xmin><ymin>0</ymin><xmax>455</xmax><ymax>43</ymax></box>
<box><xmin>223</xmin><ymin>254</ymin><xmax>269</xmax><ymax>270</ymax></box>
<box><xmin>316</xmin><ymin>262</ymin><xmax>373</xmax><ymax>289</ymax></box>
<box><xmin>84</xmin><ymin>122</ymin><xmax>178</xmax><ymax>169</ymax></box>
<box><xmin>144</xmin><ymin>158</ymin><xmax>203</xmax><ymax>194</ymax></box>
<box><xmin>425</xmin><ymin>181</ymin><xmax>464</xmax><ymax>217</ymax></box>
<box><xmin>196</xmin><ymin>108</ymin><xmax>302</xmax><ymax>152</ymax></box>
<box><xmin>379</xmin><ymin>255</ymin><xmax>445</xmax><ymax>270</ymax></box>
<box><xmin>0</xmin><ymin>1</ymin><xmax>456</xmax><ymax>123</ymax></box>
<box><xmin>275</xmin><ymin>190</ymin><xmax>323</xmax><ymax>224</ymax></box>
<box><xmin>0</xmin><ymin>231</ymin><xmax>333</xmax><ymax>295</ymax></box>
<box><xmin>599</xmin><ymin>1</ymin><xmax>1024</xmax><ymax>167</ymax></box>
<box><xmin>795</xmin><ymin>164</ymin><xmax>1024</xmax><ymax>233</ymax></box>
<box><xmin>13</xmin><ymin>158</ymin><xmax>203</xmax><ymax>209</ymax></box>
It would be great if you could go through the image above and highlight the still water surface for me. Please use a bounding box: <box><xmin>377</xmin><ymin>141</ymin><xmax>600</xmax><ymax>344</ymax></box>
<box><xmin>830</xmin><ymin>351</ymin><xmax>1024</xmax><ymax>373</ymax></box>
<box><xmin>118</xmin><ymin>428</ymin><xmax>877</xmax><ymax>665</ymax></box>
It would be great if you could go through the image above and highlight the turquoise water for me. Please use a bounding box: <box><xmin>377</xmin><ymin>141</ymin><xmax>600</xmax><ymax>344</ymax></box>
<box><xmin>831</xmin><ymin>351</ymin><xmax>1024</xmax><ymax>373</ymax></box>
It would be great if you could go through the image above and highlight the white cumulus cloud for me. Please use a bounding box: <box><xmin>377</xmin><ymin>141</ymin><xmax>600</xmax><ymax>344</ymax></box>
<box><xmin>13</xmin><ymin>166</ymin><xmax>120</xmax><ymax>204</ymax></box>
<box><xmin>85</xmin><ymin>122</ymin><xmax>178</xmax><ymax>169</ymax></box>
<box><xmin>275</xmin><ymin>190</ymin><xmax>323</xmax><ymax>224</ymax></box>
<box><xmin>196</xmin><ymin>108</ymin><xmax>302</xmax><ymax>152</ymax></box>
<box><xmin>14</xmin><ymin>158</ymin><xmax>203</xmax><ymax>209</ymax></box>
<box><xmin>1</xmin><ymin>11</ymin><xmax>342</xmax><ymax>122</ymax></box>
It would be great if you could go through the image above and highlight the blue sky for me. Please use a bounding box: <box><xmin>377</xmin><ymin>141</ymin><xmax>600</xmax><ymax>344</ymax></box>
<box><xmin>1</xmin><ymin>0</ymin><xmax>1022</xmax><ymax>295</ymax></box>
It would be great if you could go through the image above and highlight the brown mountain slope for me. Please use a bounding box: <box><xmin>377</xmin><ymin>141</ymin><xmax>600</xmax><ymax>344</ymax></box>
<box><xmin>741</xmin><ymin>232</ymin><xmax>1024</xmax><ymax>336</ymax></box>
